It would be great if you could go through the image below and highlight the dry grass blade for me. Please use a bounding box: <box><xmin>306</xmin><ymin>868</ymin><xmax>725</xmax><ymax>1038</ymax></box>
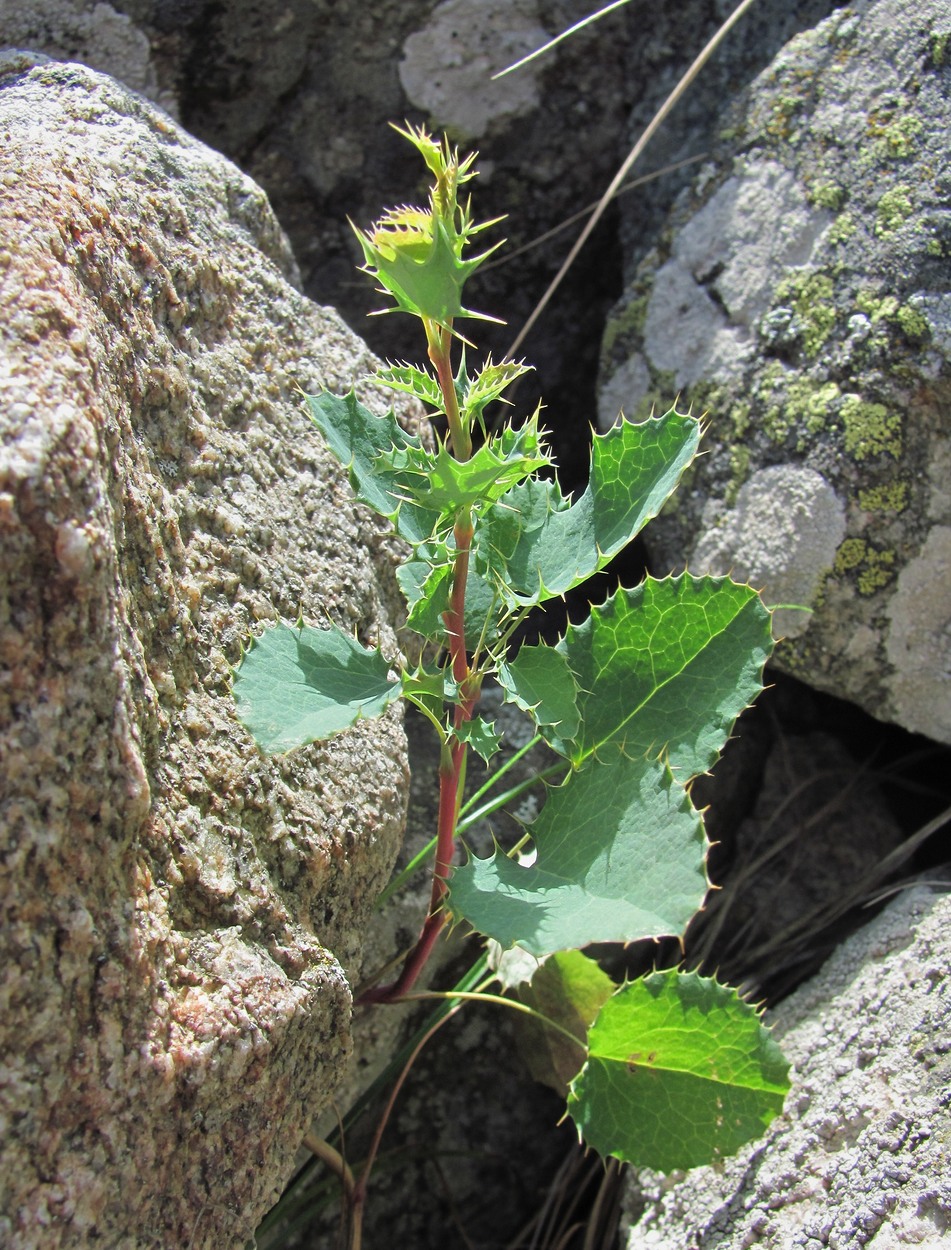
<box><xmin>492</xmin><ymin>0</ymin><xmax>632</xmax><ymax>80</ymax></box>
<box><xmin>481</xmin><ymin>154</ymin><xmax>707</xmax><ymax>273</ymax></box>
<box><xmin>506</xmin><ymin>0</ymin><xmax>763</xmax><ymax>359</ymax></box>
<box><xmin>504</xmin><ymin>1145</ymin><xmax>624</xmax><ymax>1250</ymax></box>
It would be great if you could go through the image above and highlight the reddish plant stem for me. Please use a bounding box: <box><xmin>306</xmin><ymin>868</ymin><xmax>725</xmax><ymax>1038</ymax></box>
<box><xmin>358</xmin><ymin>329</ymin><xmax>479</xmax><ymax>1007</ymax></box>
<box><xmin>349</xmin><ymin>999</ymin><xmax>466</xmax><ymax>1246</ymax></box>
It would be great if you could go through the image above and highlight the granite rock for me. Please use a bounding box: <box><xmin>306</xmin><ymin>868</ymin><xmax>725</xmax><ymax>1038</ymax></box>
<box><xmin>0</xmin><ymin>55</ymin><xmax>411</xmax><ymax>1249</ymax></box>
<box><xmin>599</xmin><ymin>0</ymin><xmax>951</xmax><ymax>744</ymax></box>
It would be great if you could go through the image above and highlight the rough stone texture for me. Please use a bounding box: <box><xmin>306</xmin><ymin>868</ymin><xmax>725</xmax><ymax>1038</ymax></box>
<box><xmin>692</xmin><ymin>465</ymin><xmax>847</xmax><ymax>640</ymax></box>
<box><xmin>600</xmin><ymin>0</ymin><xmax>951</xmax><ymax>744</ymax></box>
<box><xmin>0</xmin><ymin>0</ymin><xmax>176</xmax><ymax>113</ymax></box>
<box><xmin>0</xmin><ymin>55</ymin><xmax>412</xmax><ymax>1249</ymax></box>
<box><xmin>591</xmin><ymin>0</ymin><xmax>840</xmax><ymax>289</ymax></box>
<box><xmin>622</xmin><ymin>884</ymin><xmax>951</xmax><ymax>1249</ymax></box>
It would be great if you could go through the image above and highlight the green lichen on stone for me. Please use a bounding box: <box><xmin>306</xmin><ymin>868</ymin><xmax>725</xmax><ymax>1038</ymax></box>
<box><xmin>874</xmin><ymin>185</ymin><xmax>914</xmax><ymax>235</ymax></box>
<box><xmin>858</xmin><ymin>481</ymin><xmax>908</xmax><ymax>513</ymax></box>
<box><xmin>930</xmin><ymin>30</ymin><xmax>950</xmax><ymax>67</ymax></box>
<box><xmin>776</xmin><ymin>271</ymin><xmax>837</xmax><ymax>356</ymax></box>
<box><xmin>854</xmin><ymin>291</ymin><xmax>930</xmax><ymax>343</ymax></box>
<box><xmin>766</xmin><ymin>94</ymin><xmax>803</xmax><ymax>141</ymax></box>
<box><xmin>872</xmin><ymin>115</ymin><xmax>923</xmax><ymax>161</ymax></box>
<box><xmin>808</xmin><ymin>181</ymin><xmax>846</xmax><ymax>210</ymax></box>
<box><xmin>834</xmin><ymin>537</ymin><xmax>897</xmax><ymax>595</ymax></box>
<box><xmin>828</xmin><ymin>212</ymin><xmax>857</xmax><ymax>245</ymax></box>
<box><xmin>762</xmin><ymin>377</ymin><xmax>840</xmax><ymax>450</ymax></box>
<box><xmin>857</xmin><ymin>548</ymin><xmax>896</xmax><ymax>594</ymax></box>
<box><xmin>841</xmin><ymin>395</ymin><xmax>902</xmax><ymax>459</ymax></box>
<box><xmin>894</xmin><ymin>302</ymin><xmax>930</xmax><ymax>342</ymax></box>
<box><xmin>725</xmin><ymin>445</ymin><xmax>751</xmax><ymax>505</ymax></box>
<box><xmin>926</xmin><ymin>237</ymin><xmax>946</xmax><ymax>257</ymax></box>
<box><xmin>730</xmin><ymin>400</ymin><xmax>752</xmax><ymax>439</ymax></box>
<box><xmin>855</xmin><ymin>289</ymin><xmax>899</xmax><ymax>322</ymax></box>
<box><xmin>600</xmin><ymin>291</ymin><xmax>650</xmax><ymax>365</ymax></box>
<box><xmin>680</xmin><ymin>380</ymin><xmax>727</xmax><ymax>422</ymax></box>
<box><xmin>834</xmin><ymin>537</ymin><xmax>867</xmax><ymax>572</ymax></box>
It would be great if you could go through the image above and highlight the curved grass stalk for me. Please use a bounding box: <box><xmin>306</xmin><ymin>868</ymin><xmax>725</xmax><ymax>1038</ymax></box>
<box><xmin>506</xmin><ymin>0</ymin><xmax>763</xmax><ymax>358</ymax></box>
<box><xmin>492</xmin><ymin>0</ymin><xmax>632</xmax><ymax>80</ymax></box>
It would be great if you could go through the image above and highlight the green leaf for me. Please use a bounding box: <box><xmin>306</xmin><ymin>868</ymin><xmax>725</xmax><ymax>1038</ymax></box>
<box><xmin>448</xmin><ymin>751</ymin><xmax>708</xmax><ymax>956</ymax></box>
<box><xmin>514</xmin><ymin>951</ymin><xmax>614</xmax><ymax>1095</ymax></box>
<box><xmin>548</xmin><ymin>576</ymin><xmax>774</xmax><ymax>774</ymax></box>
<box><xmin>356</xmin><ymin>213</ymin><xmax>500</xmax><ymax>329</ymax></box>
<box><xmin>306</xmin><ymin>390</ymin><xmax>439</xmax><ymax>543</ymax></box>
<box><xmin>449</xmin><ymin>576</ymin><xmax>773</xmax><ymax>956</ymax></box>
<box><xmin>456</xmin><ymin>716</ymin><xmax>503</xmax><ymax>763</ymax></box>
<box><xmin>377</xmin><ymin>415</ymin><xmax>550</xmax><ymax>517</ymax></box>
<box><xmin>397</xmin><ymin>556</ymin><xmax>500</xmax><ymax>647</ymax></box>
<box><xmin>374</xmin><ymin>362</ymin><xmax>445</xmax><ymax>413</ymax></box>
<box><xmin>474</xmin><ymin>409</ymin><xmax>700</xmax><ymax>606</ymax></box>
<box><xmin>567</xmin><ymin>971</ymin><xmax>790</xmax><ymax>1171</ymax></box>
<box><xmin>458</xmin><ymin>356</ymin><xmax>533</xmax><ymax>429</ymax></box>
<box><xmin>498</xmin><ymin>644</ymin><xmax>580</xmax><ymax>739</ymax></box>
<box><xmin>401</xmin><ymin>662</ymin><xmax>457</xmax><ymax>724</ymax></box>
<box><xmin>233</xmin><ymin>621</ymin><xmax>402</xmax><ymax>755</ymax></box>
<box><xmin>397</xmin><ymin>558</ymin><xmax>451</xmax><ymax>638</ymax></box>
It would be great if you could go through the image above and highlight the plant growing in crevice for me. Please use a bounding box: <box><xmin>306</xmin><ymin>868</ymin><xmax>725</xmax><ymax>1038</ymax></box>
<box><xmin>233</xmin><ymin>125</ymin><xmax>789</xmax><ymax>1247</ymax></box>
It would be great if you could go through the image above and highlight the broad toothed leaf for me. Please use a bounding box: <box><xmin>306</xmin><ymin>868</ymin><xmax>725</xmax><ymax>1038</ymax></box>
<box><xmin>449</xmin><ymin>576</ymin><xmax>773</xmax><ymax>956</ymax></box>
<box><xmin>306</xmin><ymin>390</ymin><xmax>440</xmax><ymax>544</ymax></box>
<box><xmin>474</xmin><ymin>409</ymin><xmax>700</xmax><ymax>606</ymax></box>
<box><xmin>449</xmin><ymin>751</ymin><xmax>707</xmax><ymax>956</ymax></box>
<box><xmin>514</xmin><ymin>951</ymin><xmax>614</xmax><ymax>1095</ymax></box>
<box><xmin>548</xmin><ymin>575</ymin><xmax>774</xmax><ymax>773</ymax></box>
<box><xmin>498</xmin><ymin>644</ymin><xmax>580</xmax><ymax>739</ymax></box>
<box><xmin>567</xmin><ymin>971</ymin><xmax>790</xmax><ymax>1170</ymax></box>
<box><xmin>233</xmin><ymin>622</ymin><xmax>402</xmax><ymax>755</ymax></box>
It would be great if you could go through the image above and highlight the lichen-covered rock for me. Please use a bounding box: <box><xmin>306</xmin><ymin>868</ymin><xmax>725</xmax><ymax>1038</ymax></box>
<box><xmin>599</xmin><ymin>0</ymin><xmax>951</xmax><ymax>744</ymax></box>
<box><xmin>622</xmin><ymin>884</ymin><xmax>951</xmax><ymax>1249</ymax></box>
<box><xmin>0</xmin><ymin>55</ymin><xmax>410</xmax><ymax>1249</ymax></box>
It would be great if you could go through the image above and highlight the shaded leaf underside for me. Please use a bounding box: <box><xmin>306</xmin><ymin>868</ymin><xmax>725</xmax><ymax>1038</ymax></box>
<box><xmin>233</xmin><ymin>621</ymin><xmax>401</xmax><ymax>755</ymax></box>
<box><xmin>449</xmin><ymin>751</ymin><xmax>708</xmax><ymax>956</ymax></box>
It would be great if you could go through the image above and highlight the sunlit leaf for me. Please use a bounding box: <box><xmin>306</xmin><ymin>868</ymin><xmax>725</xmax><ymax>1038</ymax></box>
<box><xmin>568</xmin><ymin>971</ymin><xmax>790</xmax><ymax>1170</ymax></box>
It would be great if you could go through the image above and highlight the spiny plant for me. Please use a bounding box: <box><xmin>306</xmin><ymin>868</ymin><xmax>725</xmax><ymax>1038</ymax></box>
<box><xmin>233</xmin><ymin>124</ymin><xmax>789</xmax><ymax>1246</ymax></box>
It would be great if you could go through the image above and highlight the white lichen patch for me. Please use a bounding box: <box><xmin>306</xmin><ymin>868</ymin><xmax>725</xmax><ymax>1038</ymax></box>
<box><xmin>399</xmin><ymin>0</ymin><xmax>550</xmax><ymax>139</ymax></box>
<box><xmin>643</xmin><ymin>259</ymin><xmax>751</xmax><ymax>393</ymax></box>
<box><xmin>635</xmin><ymin>160</ymin><xmax>832</xmax><ymax>401</ymax></box>
<box><xmin>674</xmin><ymin>159</ymin><xmax>833</xmax><ymax>327</ymax></box>
<box><xmin>690</xmin><ymin>465</ymin><xmax>846</xmax><ymax>639</ymax></box>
